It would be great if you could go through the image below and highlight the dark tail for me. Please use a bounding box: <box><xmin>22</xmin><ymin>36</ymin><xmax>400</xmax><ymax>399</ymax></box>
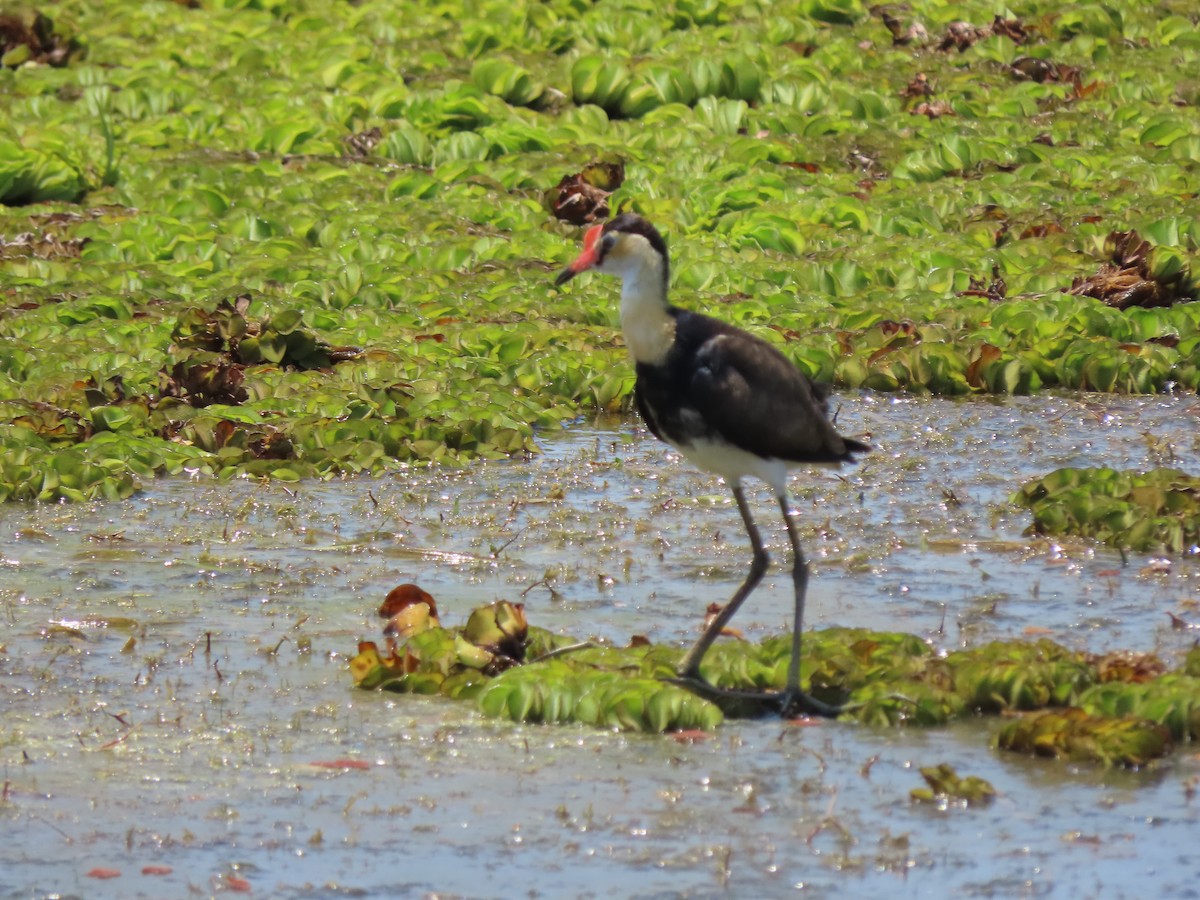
<box><xmin>842</xmin><ymin>436</ymin><xmax>871</xmax><ymax>460</ymax></box>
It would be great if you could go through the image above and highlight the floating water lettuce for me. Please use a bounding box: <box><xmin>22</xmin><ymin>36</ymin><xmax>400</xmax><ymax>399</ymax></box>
<box><xmin>0</xmin><ymin>139</ymin><xmax>86</xmax><ymax>205</ymax></box>
<box><xmin>171</xmin><ymin>296</ymin><xmax>361</xmax><ymax>371</ymax></box>
<box><xmin>5</xmin><ymin>0</ymin><xmax>1200</xmax><ymax>501</ymax></box>
<box><xmin>351</xmin><ymin>602</ymin><xmax>1196</xmax><ymax>764</ymax></box>
<box><xmin>1078</xmin><ymin>675</ymin><xmax>1200</xmax><ymax>743</ymax></box>
<box><xmin>471</xmin><ymin>59</ymin><xmax>544</xmax><ymax>108</ymax></box>
<box><xmin>949</xmin><ymin>639</ymin><xmax>1094</xmax><ymax>711</ymax></box>
<box><xmin>996</xmin><ymin>708</ymin><xmax>1171</xmax><ymax>768</ymax></box>
<box><xmin>478</xmin><ymin>663</ymin><xmax>724</xmax><ymax>732</ymax></box>
<box><xmin>910</xmin><ymin>763</ymin><xmax>996</xmax><ymax>806</ymax></box>
<box><xmin>1014</xmin><ymin>467</ymin><xmax>1200</xmax><ymax>553</ymax></box>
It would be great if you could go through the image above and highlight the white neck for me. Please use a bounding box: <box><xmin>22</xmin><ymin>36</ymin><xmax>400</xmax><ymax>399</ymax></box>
<box><xmin>614</xmin><ymin>249</ymin><xmax>674</xmax><ymax>366</ymax></box>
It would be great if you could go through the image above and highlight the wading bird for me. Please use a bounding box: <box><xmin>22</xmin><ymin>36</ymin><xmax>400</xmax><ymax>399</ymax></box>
<box><xmin>555</xmin><ymin>214</ymin><xmax>869</xmax><ymax>717</ymax></box>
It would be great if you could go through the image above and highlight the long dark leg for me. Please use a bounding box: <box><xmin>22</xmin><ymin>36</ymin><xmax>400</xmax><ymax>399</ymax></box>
<box><xmin>779</xmin><ymin>494</ymin><xmax>808</xmax><ymax>694</ymax></box>
<box><xmin>676</xmin><ymin>484</ymin><xmax>767</xmax><ymax>680</ymax></box>
<box><xmin>669</xmin><ymin>487</ymin><xmax>844</xmax><ymax>718</ymax></box>
<box><xmin>778</xmin><ymin>494</ymin><xmax>842</xmax><ymax>717</ymax></box>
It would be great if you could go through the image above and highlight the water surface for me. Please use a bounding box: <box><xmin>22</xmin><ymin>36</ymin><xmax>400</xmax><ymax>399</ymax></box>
<box><xmin>2</xmin><ymin>393</ymin><xmax>1198</xmax><ymax>898</ymax></box>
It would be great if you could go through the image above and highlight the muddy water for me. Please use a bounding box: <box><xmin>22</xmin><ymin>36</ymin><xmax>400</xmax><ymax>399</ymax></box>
<box><xmin>1</xmin><ymin>393</ymin><xmax>1198</xmax><ymax>898</ymax></box>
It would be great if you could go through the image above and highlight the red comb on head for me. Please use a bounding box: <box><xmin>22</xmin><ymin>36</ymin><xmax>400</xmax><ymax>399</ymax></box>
<box><xmin>582</xmin><ymin>223</ymin><xmax>604</xmax><ymax>250</ymax></box>
<box><xmin>554</xmin><ymin>222</ymin><xmax>608</xmax><ymax>286</ymax></box>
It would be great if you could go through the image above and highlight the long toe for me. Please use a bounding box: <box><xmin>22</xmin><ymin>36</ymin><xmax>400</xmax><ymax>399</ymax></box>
<box><xmin>780</xmin><ymin>690</ymin><xmax>844</xmax><ymax>719</ymax></box>
<box><xmin>665</xmin><ymin>677</ymin><xmax>848</xmax><ymax>719</ymax></box>
<box><xmin>664</xmin><ymin>676</ymin><xmax>787</xmax><ymax>715</ymax></box>
<box><xmin>665</xmin><ymin>673</ymin><xmax>719</xmax><ymax>695</ymax></box>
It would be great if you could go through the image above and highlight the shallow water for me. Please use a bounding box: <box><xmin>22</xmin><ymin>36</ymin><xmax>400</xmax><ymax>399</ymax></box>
<box><xmin>1</xmin><ymin>393</ymin><xmax>1199</xmax><ymax>898</ymax></box>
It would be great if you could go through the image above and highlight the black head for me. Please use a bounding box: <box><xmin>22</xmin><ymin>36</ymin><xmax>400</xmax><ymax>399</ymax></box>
<box><xmin>602</xmin><ymin>213</ymin><xmax>668</xmax><ymax>261</ymax></box>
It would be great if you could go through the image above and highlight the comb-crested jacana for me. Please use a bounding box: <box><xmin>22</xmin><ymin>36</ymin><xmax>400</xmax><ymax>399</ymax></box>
<box><xmin>556</xmin><ymin>213</ymin><xmax>869</xmax><ymax>717</ymax></box>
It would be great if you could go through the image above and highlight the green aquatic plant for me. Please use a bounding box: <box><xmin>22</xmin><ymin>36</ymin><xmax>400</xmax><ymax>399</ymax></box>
<box><xmin>910</xmin><ymin>763</ymin><xmax>996</xmax><ymax>806</ymax></box>
<box><xmin>3</xmin><ymin>0</ymin><xmax>1200</xmax><ymax>498</ymax></box>
<box><xmin>0</xmin><ymin>137</ymin><xmax>87</xmax><ymax>205</ymax></box>
<box><xmin>1078</xmin><ymin>675</ymin><xmax>1200</xmax><ymax>743</ymax></box>
<box><xmin>172</xmin><ymin>296</ymin><xmax>359</xmax><ymax>371</ymax></box>
<box><xmin>949</xmin><ymin>639</ymin><xmax>1094</xmax><ymax>711</ymax></box>
<box><xmin>351</xmin><ymin>602</ymin><xmax>1195</xmax><ymax>766</ymax></box>
<box><xmin>1186</xmin><ymin>647</ymin><xmax>1200</xmax><ymax>678</ymax></box>
<box><xmin>1014</xmin><ymin>467</ymin><xmax>1200</xmax><ymax>553</ymax></box>
<box><xmin>479</xmin><ymin>664</ymin><xmax>724</xmax><ymax>732</ymax></box>
<box><xmin>996</xmin><ymin>708</ymin><xmax>1171</xmax><ymax>768</ymax></box>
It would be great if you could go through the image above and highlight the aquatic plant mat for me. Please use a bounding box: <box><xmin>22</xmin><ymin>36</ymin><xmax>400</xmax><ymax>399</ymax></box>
<box><xmin>353</xmin><ymin>600</ymin><xmax>1198</xmax><ymax>768</ymax></box>
<box><xmin>1016</xmin><ymin>466</ymin><xmax>1200</xmax><ymax>552</ymax></box>
<box><xmin>4</xmin><ymin>0</ymin><xmax>1200</xmax><ymax>504</ymax></box>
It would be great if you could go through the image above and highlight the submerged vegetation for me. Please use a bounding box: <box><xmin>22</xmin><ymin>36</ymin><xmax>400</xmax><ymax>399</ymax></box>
<box><xmin>1</xmin><ymin>0</ymin><xmax>1200</xmax><ymax>501</ymax></box>
<box><xmin>353</xmin><ymin>599</ymin><xmax>1198</xmax><ymax>767</ymax></box>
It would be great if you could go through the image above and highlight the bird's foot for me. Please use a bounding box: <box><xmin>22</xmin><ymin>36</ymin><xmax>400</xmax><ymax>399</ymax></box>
<box><xmin>665</xmin><ymin>675</ymin><xmax>783</xmax><ymax>704</ymax></box>
<box><xmin>664</xmin><ymin>675</ymin><xmax>846</xmax><ymax>720</ymax></box>
<box><xmin>778</xmin><ymin>689</ymin><xmax>845</xmax><ymax>719</ymax></box>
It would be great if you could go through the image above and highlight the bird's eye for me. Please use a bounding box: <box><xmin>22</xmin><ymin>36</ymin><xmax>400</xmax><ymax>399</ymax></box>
<box><xmin>598</xmin><ymin>233</ymin><xmax>617</xmax><ymax>259</ymax></box>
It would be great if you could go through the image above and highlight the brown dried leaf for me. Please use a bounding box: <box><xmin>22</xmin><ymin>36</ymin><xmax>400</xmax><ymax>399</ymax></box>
<box><xmin>1019</xmin><ymin>222</ymin><xmax>1067</xmax><ymax>240</ymax></box>
<box><xmin>937</xmin><ymin>15</ymin><xmax>1031</xmax><ymax>52</ymax></box>
<box><xmin>0</xmin><ymin>11</ymin><xmax>80</xmax><ymax>68</ymax></box>
<box><xmin>703</xmin><ymin>602</ymin><xmax>745</xmax><ymax>640</ymax></box>
<box><xmin>966</xmin><ymin>343</ymin><xmax>1003</xmax><ymax>388</ymax></box>
<box><xmin>900</xmin><ymin>72</ymin><xmax>933</xmax><ymax>99</ymax></box>
<box><xmin>550</xmin><ymin>162</ymin><xmax>625</xmax><ymax>225</ymax></box>
<box><xmin>1088</xmin><ymin>651</ymin><xmax>1167</xmax><ymax>683</ymax></box>
<box><xmin>1011</xmin><ymin>57</ymin><xmax>1082</xmax><ymax>85</ymax></box>
<box><xmin>990</xmin><ymin>16</ymin><xmax>1031</xmax><ymax>43</ymax></box>
<box><xmin>379</xmin><ymin>583</ymin><xmax>439</xmax><ymax>621</ymax></box>
<box><xmin>780</xmin><ymin>161</ymin><xmax>821</xmax><ymax>173</ymax></box>
<box><xmin>1067</xmin><ymin>229</ymin><xmax>1194</xmax><ymax>310</ymax></box>
<box><xmin>880</xmin><ymin>10</ymin><xmax>929</xmax><ymax>46</ymax></box>
<box><xmin>342</xmin><ymin>127</ymin><xmax>383</xmax><ymax>158</ymax></box>
<box><xmin>551</xmin><ymin>175</ymin><xmax>611</xmax><ymax>225</ymax></box>
<box><xmin>0</xmin><ymin>231</ymin><xmax>89</xmax><ymax>260</ymax></box>
<box><xmin>326</xmin><ymin>345</ymin><xmax>363</xmax><ymax>363</ymax></box>
<box><xmin>879</xmin><ymin>319</ymin><xmax>918</xmax><ymax>337</ymax></box>
<box><xmin>246</xmin><ymin>430</ymin><xmax>293</xmax><ymax>460</ymax></box>
<box><xmin>911</xmin><ymin>100</ymin><xmax>955</xmax><ymax>119</ymax></box>
<box><xmin>938</xmin><ymin>20</ymin><xmax>984</xmax><ymax>51</ymax></box>
<box><xmin>160</xmin><ymin>359</ymin><xmax>248</xmax><ymax>407</ymax></box>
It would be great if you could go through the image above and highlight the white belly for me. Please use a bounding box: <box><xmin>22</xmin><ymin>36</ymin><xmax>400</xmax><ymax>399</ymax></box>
<box><xmin>671</xmin><ymin>438</ymin><xmax>792</xmax><ymax>496</ymax></box>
